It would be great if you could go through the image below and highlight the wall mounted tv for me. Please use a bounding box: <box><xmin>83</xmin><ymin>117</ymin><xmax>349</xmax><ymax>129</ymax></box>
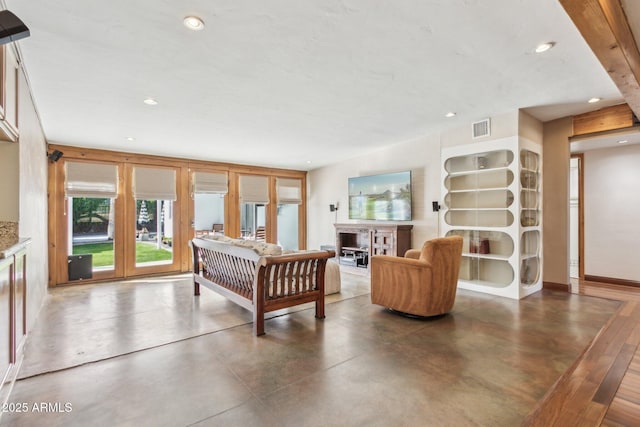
<box><xmin>348</xmin><ymin>171</ymin><xmax>412</xmax><ymax>221</ymax></box>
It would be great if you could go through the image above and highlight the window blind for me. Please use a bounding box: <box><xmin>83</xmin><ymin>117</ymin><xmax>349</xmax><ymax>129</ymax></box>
<box><xmin>65</xmin><ymin>161</ymin><xmax>118</xmax><ymax>198</ymax></box>
<box><xmin>239</xmin><ymin>175</ymin><xmax>269</xmax><ymax>204</ymax></box>
<box><xmin>276</xmin><ymin>178</ymin><xmax>302</xmax><ymax>204</ymax></box>
<box><xmin>133</xmin><ymin>167</ymin><xmax>177</xmax><ymax>201</ymax></box>
<box><xmin>193</xmin><ymin>171</ymin><xmax>228</xmax><ymax>194</ymax></box>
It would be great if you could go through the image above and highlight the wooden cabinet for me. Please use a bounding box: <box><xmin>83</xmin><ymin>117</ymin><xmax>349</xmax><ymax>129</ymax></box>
<box><xmin>0</xmin><ymin>44</ymin><xmax>19</xmax><ymax>142</ymax></box>
<box><xmin>0</xmin><ymin>44</ymin><xmax>20</xmax><ymax>224</ymax></box>
<box><xmin>335</xmin><ymin>223</ymin><xmax>412</xmax><ymax>272</ymax></box>
<box><xmin>441</xmin><ymin>137</ymin><xmax>542</xmax><ymax>299</ymax></box>
<box><xmin>0</xmin><ymin>257</ymin><xmax>11</xmax><ymax>382</ymax></box>
<box><xmin>0</xmin><ymin>243</ymin><xmax>27</xmax><ymax>401</ymax></box>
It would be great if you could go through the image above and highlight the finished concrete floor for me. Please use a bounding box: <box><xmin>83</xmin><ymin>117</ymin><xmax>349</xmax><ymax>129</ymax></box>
<box><xmin>1</xmin><ymin>273</ymin><xmax>620</xmax><ymax>426</ymax></box>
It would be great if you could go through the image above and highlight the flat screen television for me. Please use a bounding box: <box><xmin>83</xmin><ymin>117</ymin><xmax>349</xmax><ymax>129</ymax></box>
<box><xmin>348</xmin><ymin>171</ymin><xmax>412</xmax><ymax>221</ymax></box>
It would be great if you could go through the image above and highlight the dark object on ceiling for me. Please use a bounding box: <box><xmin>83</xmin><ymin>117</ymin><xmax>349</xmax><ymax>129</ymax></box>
<box><xmin>0</xmin><ymin>10</ymin><xmax>30</xmax><ymax>45</ymax></box>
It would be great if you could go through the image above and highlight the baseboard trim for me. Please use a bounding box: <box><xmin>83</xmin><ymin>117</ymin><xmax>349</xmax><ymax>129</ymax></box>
<box><xmin>543</xmin><ymin>281</ymin><xmax>570</xmax><ymax>292</ymax></box>
<box><xmin>584</xmin><ymin>275</ymin><xmax>640</xmax><ymax>288</ymax></box>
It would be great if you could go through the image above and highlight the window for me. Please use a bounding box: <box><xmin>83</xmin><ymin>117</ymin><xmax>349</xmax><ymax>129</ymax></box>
<box><xmin>68</xmin><ymin>197</ymin><xmax>115</xmax><ymax>271</ymax></box>
<box><xmin>240</xmin><ymin>203</ymin><xmax>266</xmax><ymax>241</ymax></box>
<box><xmin>48</xmin><ymin>145</ymin><xmax>306</xmax><ymax>285</ymax></box>
<box><xmin>193</xmin><ymin>171</ymin><xmax>227</xmax><ymax>237</ymax></box>
<box><xmin>276</xmin><ymin>178</ymin><xmax>302</xmax><ymax>250</ymax></box>
<box><xmin>239</xmin><ymin>175</ymin><xmax>269</xmax><ymax>240</ymax></box>
<box><xmin>65</xmin><ymin>162</ymin><xmax>118</xmax><ymax>272</ymax></box>
<box><xmin>132</xmin><ymin>167</ymin><xmax>176</xmax><ymax>266</ymax></box>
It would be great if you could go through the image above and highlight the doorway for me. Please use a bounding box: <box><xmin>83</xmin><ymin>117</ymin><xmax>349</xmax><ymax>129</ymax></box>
<box><xmin>569</xmin><ymin>155</ymin><xmax>583</xmax><ymax>279</ymax></box>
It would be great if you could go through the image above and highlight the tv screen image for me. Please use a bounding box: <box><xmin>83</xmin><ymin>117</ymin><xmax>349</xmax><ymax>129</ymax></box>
<box><xmin>348</xmin><ymin>171</ymin><xmax>412</xmax><ymax>221</ymax></box>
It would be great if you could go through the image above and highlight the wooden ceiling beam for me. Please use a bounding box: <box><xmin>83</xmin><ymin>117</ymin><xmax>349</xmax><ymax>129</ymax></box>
<box><xmin>560</xmin><ymin>0</ymin><xmax>640</xmax><ymax>117</ymax></box>
<box><xmin>573</xmin><ymin>103</ymin><xmax>634</xmax><ymax>135</ymax></box>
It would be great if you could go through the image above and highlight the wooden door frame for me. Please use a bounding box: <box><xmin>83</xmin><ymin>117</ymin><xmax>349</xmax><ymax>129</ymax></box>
<box><xmin>48</xmin><ymin>158</ymin><xmax>125</xmax><ymax>285</ymax></box>
<box><xmin>47</xmin><ymin>144</ymin><xmax>307</xmax><ymax>286</ymax></box>
<box><xmin>124</xmin><ymin>163</ymin><xmax>184</xmax><ymax>277</ymax></box>
<box><xmin>571</xmin><ymin>153</ymin><xmax>585</xmax><ymax>279</ymax></box>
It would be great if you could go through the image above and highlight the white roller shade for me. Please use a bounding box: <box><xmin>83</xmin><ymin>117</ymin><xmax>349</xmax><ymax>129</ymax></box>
<box><xmin>133</xmin><ymin>167</ymin><xmax>177</xmax><ymax>201</ymax></box>
<box><xmin>65</xmin><ymin>161</ymin><xmax>118</xmax><ymax>198</ymax></box>
<box><xmin>193</xmin><ymin>171</ymin><xmax>228</xmax><ymax>194</ymax></box>
<box><xmin>239</xmin><ymin>175</ymin><xmax>269</xmax><ymax>204</ymax></box>
<box><xmin>277</xmin><ymin>178</ymin><xmax>302</xmax><ymax>204</ymax></box>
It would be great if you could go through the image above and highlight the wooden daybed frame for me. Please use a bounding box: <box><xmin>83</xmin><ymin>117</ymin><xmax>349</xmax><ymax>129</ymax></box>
<box><xmin>190</xmin><ymin>237</ymin><xmax>335</xmax><ymax>336</ymax></box>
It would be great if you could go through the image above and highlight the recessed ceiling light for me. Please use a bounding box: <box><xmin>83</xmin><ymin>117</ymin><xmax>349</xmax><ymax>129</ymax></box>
<box><xmin>126</xmin><ymin>137</ymin><xmax>135</xmax><ymax>142</ymax></box>
<box><xmin>445</xmin><ymin>112</ymin><xmax>456</xmax><ymax>118</ymax></box>
<box><xmin>306</xmin><ymin>160</ymin><xmax>312</xmax><ymax>164</ymax></box>
<box><xmin>588</xmin><ymin>97</ymin><xmax>601</xmax><ymax>103</ymax></box>
<box><xmin>183</xmin><ymin>16</ymin><xmax>205</xmax><ymax>31</ymax></box>
<box><xmin>535</xmin><ymin>42</ymin><xmax>555</xmax><ymax>53</ymax></box>
<box><xmin>143</xmin><ymin>98</ymin><xmax>158</xmax><ymax>105</ymax></box>
<box><xmin>618</xmin><ymin>140</ymin><xmax>628</xmax><ymax>144</ymax></box>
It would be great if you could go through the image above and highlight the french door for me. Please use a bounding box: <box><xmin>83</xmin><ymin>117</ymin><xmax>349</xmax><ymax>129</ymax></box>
<box><xmin>125</xmin><ymin>164</ymin><xmax>182</xmax><ymax>277</ymax></box>
<box><xmin>57</xmin><ymin>161</ymin><xmax>182</xmax><ymax>284</ymax></box>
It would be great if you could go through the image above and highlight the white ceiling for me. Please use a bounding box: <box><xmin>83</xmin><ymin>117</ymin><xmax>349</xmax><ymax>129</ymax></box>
<box><xmin>7</xmin><ymin>1</ymin><xmax>629</xmax><ymax>170</ymax></box>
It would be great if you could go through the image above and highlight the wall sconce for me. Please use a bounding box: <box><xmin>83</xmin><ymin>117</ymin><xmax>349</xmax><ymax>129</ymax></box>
<box><xmin>330</xmin><ymin>202</ymin><xmax>339</xmax><ymax>224</ymax></box>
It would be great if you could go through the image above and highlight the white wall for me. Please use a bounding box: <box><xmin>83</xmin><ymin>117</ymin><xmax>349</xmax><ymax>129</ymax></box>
<box><xmin>307</xmin><ymin>111</ymin><xmax>527</xmax><ymax>251</ymax></box>
<box><xmin>584</xmin><ymin>144</ymin><xmax>640</xmax><ymax>281</ymax></box>
<box><xmin>308</xmin><ymin>133</ymin><xmax>440</xmax><ymax>250</ymax></box>
<box><xmin>441</xmin><ymin>111</ymin><xmax>519</xmax><ymax>148</ymax></box>
<box><xmin>17</xmin><ymin>68</ymin><xmax>49</xmax><ymax>330</ymax></box>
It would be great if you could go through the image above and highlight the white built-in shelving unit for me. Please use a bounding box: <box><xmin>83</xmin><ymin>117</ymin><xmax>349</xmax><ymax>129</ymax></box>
<box><xmin>441</xmin><ymin>137</ymin><xmax>542</xmax><ymax>299</ymax></box>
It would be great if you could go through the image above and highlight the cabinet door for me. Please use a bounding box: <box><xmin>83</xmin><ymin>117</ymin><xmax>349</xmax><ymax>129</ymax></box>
<box><xmin>0</xmin><ymin>259</ymin><xmax>11</xmax><ymax>376</ymax></box>
<box><xmin>371</xmin><ymin>230</ymin><xmax>394</xmax><ymax>256</ymax></box>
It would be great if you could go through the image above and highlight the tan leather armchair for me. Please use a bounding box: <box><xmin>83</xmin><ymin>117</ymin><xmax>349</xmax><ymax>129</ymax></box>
<box><xmin>371</xmin><ymin>236</ymin><xmax>463</xmax><ymax>317</ymax></box>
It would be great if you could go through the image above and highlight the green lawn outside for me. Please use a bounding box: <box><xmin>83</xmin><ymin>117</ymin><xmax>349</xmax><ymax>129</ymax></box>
<box><xmin>72</xmin><ymin>242</ymin><xmax>114</xmax><ymax>267</ymax></box>
<box><xmin>135</xmin><ymin>242</ymin><xmax>173</xmax><ymax>264</ymax></box>
<box><xmin>73</xmin><ymin>242</ymin><xmax>172</xmax><ymax>267</ymax></box>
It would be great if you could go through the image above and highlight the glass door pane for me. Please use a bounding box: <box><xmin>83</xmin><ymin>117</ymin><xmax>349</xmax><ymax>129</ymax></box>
<box><xmin>68</xmin><ymin>197</ymin><xmax>115</xmax><ymax>273</ymax></box>
<box><xmin>135</xmin><ymin>199</ymin><xmax>173</xmax><ymax>267</ymax></box>
<box><xmin>194</xmin><ymin>193</ymin><xmax>225</xmax><ymax>237</ymax></box>
<box><xmin>277</xmin><ymin>204</ymin><xmax>298</xmax><ymax>250</ymax></box>
<box><xmin>240</xmin><ymin>203</ymin><xmax>266</xmax><ymax>241</ymax></box>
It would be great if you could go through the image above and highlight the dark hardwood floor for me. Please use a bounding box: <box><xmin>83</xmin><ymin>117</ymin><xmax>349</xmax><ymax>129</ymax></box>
<box><xmin>522</xmin><ymin>279</ymin><xmax>640</xmax><ymax>426</ymax></box>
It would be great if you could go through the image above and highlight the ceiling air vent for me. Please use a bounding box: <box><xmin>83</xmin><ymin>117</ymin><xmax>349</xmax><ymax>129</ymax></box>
<box><xmin>472</xmin><ymin>118</ymin><xmax>491</xmax><ymax>139</ymax></box>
